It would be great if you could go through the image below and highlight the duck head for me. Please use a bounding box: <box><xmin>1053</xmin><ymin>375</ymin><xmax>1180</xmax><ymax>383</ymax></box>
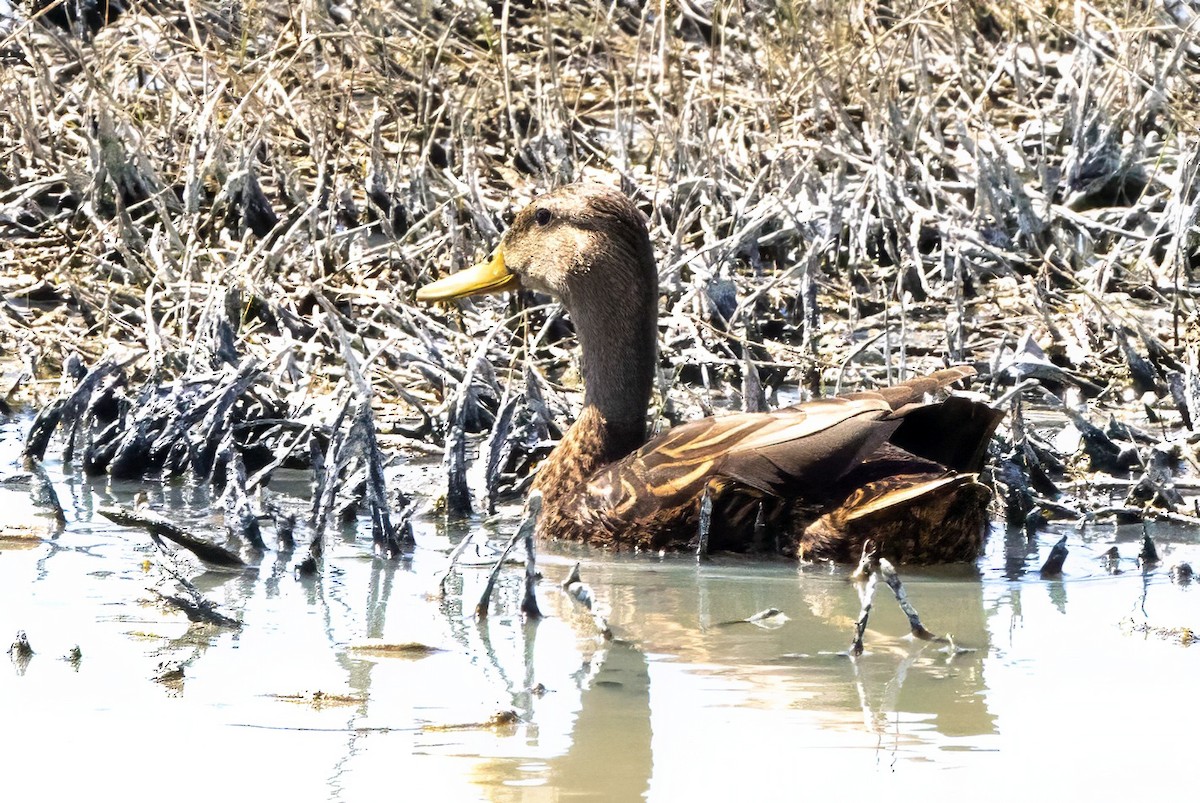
<box><xmin>417</xmin><ymin>183</ymin><xmax>655</xmax><ymax>308</ymax></box>
<box><xmin>418</xmin><ymin>183</ymin><xmax>659</xmax><ymax>435</ymax></box>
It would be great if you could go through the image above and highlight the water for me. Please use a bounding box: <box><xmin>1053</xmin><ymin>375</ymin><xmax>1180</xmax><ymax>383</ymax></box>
<box><xmin>2</xmin><ymin>413</ymin><xmax>1197</xmax><ymax>800</ymax></box>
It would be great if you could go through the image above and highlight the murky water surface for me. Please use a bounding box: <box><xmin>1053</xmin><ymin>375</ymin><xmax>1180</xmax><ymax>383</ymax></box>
<box><xmin>2</xmin><ymin>415</ymin><xmax>1196</xmax><ymax>800</ymax></box>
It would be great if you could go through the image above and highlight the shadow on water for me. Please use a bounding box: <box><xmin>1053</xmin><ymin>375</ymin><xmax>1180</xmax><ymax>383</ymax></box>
<box><xmin>3</xmin><ymin>415</ymin><xmax>1200</xmax><ymax>799</ymax></box>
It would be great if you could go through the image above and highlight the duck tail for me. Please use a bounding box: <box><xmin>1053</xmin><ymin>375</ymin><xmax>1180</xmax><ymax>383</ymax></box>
<box><xmin>890</xmin><ymin>395</ymin><xmax>1006</xmax><ymax>473</ymax></box>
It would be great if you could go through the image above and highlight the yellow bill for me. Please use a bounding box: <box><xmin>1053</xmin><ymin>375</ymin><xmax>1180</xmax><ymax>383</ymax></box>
<box><xmin>416</xmin><ymin>250</ymin><xmax>519</xmax><ymax>302</ymax></box>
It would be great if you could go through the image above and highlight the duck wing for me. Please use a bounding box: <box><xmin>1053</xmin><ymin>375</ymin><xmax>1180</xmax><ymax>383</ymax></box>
<box><xmin>585</xmin><ymin>395</ymin><xmax>901</xmax><ymax>513</ymax></box>
<box><xmin>833</xmin><ymin>366</ymin><xmax>1003</xmax><ymax>473</ymax></box>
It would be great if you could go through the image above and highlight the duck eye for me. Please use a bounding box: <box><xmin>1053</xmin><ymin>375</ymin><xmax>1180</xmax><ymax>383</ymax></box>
<box><xmin>534</xmin><ymin>208</ymin><xmax>552</xmax><ymax>226</ymax></box>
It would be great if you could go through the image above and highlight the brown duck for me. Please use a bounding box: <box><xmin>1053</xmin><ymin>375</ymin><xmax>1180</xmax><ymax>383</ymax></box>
<box><xmin>418</xmin><ymin>184</ymin><xmax>1004</xmax><ymax>563</ymax></box>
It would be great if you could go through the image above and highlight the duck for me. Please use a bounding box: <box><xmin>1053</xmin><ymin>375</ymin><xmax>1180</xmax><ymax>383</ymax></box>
<box><xmin>417</xmin><ymin>183</ymin><xmax>1005</xmax><ymax>564</ymax></box>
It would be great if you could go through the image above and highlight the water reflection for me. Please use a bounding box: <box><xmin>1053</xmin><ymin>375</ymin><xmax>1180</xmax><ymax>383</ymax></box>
<box><xmin>451</xmin><ymin>552</ymin><xmax>1000</xmax><ymax>796</ymax></box>
<box><xmin>1000</xmin><ymin>524</ymin><xmax>1039</xmax><ymax>579</ymax></box>
<box><xmin>3</xmin><ymin>423</ymin><xmax>1200</xmax><ymax>798</ymax></box>
<box><xmin>494</xmin><ymin>635</ymin><xmax>654</xmax><ymax>800</ymax></box>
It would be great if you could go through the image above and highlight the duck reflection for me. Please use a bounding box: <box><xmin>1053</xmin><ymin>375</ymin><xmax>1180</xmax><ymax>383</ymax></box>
<box><xmin>565</xmin><ymin>556</ymin><xmax>998</xmax><ymax>741</ymax></box>
<box><xmin>472</xmin><ymin>554</ymin><xmax>996</xmax><ymax>796</ymax></box>
<box><xmin>540</xmin><ymin>636</ymin><xmax>652</xmax><ymax>799</ymax></box>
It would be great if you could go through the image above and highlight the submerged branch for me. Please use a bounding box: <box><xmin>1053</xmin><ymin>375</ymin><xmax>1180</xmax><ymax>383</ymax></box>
<box><xmin>99</xmin><ymin>505</ymin><xmax>246</xmax><ymax>570</ymax></box>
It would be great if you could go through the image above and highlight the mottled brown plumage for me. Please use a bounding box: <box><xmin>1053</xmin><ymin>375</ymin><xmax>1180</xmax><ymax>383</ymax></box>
<box><xmin>418</xmin><ymin>183</ymin><xmax>1004</xmax><ymax>563</ymax></box>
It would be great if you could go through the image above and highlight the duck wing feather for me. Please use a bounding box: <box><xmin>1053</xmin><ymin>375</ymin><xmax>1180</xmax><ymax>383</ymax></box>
<box><xmin>585</xmin><ymin>395</ymin><xmax>901</xmax><ymax>513</ymax></box>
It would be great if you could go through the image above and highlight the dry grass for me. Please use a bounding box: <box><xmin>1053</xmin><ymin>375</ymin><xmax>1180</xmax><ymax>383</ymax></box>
<box><xmin>2</xmin><ymin>0</ymin><xmax>1199</xmax><ymax>500</ymax></box>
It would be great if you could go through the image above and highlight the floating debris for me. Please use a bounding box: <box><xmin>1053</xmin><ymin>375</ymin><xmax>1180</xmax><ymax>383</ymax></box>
<box><xmin>150</xmin><ymin>588</ymin><xmax>241</xmax><ymax>628</ymax></box>
<box><xmin>938</xmin><ymin>635</ymin><xmax>976</xmax><ymax>657</ymax></box>
<box><xmin>149</xmin><ymin>565</ymin><xmax>242</xmax><ymax>628</ymax></box>
<box><xmin>1169</xmin><ymin>563</ymin><xmax>1193</xmax><ymax>585</ymax></box>
<box><xmin>1124</xmin><ymin>620</ymin><xmax>1195</xmax><ymax>647</ymax></box>
<box><xmin>346</xmin><ymin>640</ymin><xmax>446</xmax><ymax>658</ymax></box>
<box><xmin>0</xmin><ymin>524</ymin><xmax>47</xmax><ymax>547</ymax></box>
<box><xmin>153</xmin><ymin>660</ymin><xmax>186</xmax><ymax>684</ymax></box>
<box><xmin>745</xmin><ymin>608</ymin><xmax>787</xmax><ymax>624</ymax></box>
<box><xmin>273</xmin><ymin>691</ymin><xmax>364</xmax><ymax>708</ymax></box>
<box><xmin>716</xmin><ymin>608</ymin><xmax>789</xmax><ymax>628</ymax></box>
<box><xmin>8</xmin><ymin>630</ymin><xmax>33</xmax><ymax>659</ymax></box>
<box><xmin>422</xmin><ymin>710</ymin><xmax>520</xmax><ymax>732</ymax></box>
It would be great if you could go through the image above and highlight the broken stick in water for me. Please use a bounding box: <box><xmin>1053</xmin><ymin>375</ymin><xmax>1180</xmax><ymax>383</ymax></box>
<box><xmin>561</xmin><ymin>562</ymin><xmax>612</xmax><ymax>639</ymax></box>
<box><xmin>1139</xmin><ymin>527</ymin><xmax>1159</xmax><ymax>566</ymax></box>
<box><xmin>849</xmin><ymin>542</ymin><xmax>880</xmax><ymax>656</ymax></box>
<box><xmin>696</xmin><ymin>485</ymin><xmax>713</xmax><ymax>562</ymax></box>
<box><xmin>435</xmin><ymin>530</ymin><xmax>476</xmax><ymax>600</ymax></box>
<box><xmin>445</xmin><ymin>399</ymin><xmax>473</xmax><ymax>517</ymax></box>
<box><xmin>221</xmin><ymin>440</ymin><xmax>265</xmax><ymax>551</ymax></box>
<box><xmin>851</xmin><ymin>539</ymin><xmax>876</xmax><ymax>581</ymax></box>
<box><xmin>476</xmin><ymin>493</ymin><xmax>542</xmax><ymax>619</ymax></box>
<box><xmin>1039</xmin><ymin>534</ymin><xmax>1068</xmax><ymax>576</ymax></box>
<box><xmin>876</xmin><ymin>559</ymin><xmax>949</xmax><ymax>644</ymax></box>
<box><xmin>847</xmin><ymin>542</ymin><xmax>954</xmax><ymax>654</ymax></box>
<box><xmin>520</xmin><ymin>492</ymin><xmax>543</xmax><ymax>619</ymax></box>
<box><xmin>98</xmin><ymin>505</ymin><xmax>246</xmax><ymax>570</ymax></box>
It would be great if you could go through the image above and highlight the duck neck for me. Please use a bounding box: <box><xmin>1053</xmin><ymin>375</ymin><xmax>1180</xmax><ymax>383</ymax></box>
<box><xmin>575</xmin><ymin>309</ymin><xmax>656</xmax><ymax>442</ymax></box>
<box><xmin>533</xmin><ymin>266</ymin><xmax>658</xmax><ymax>501</ymax></box>
<box><xmin>536</xmin><ymin>321</ymin><xmax>653</xmax><ymax>491</ymax></box>
<box><xmin>571</xmin><ymin>247</ymin><xmax>658</xmax><ymax>448</ymax></box>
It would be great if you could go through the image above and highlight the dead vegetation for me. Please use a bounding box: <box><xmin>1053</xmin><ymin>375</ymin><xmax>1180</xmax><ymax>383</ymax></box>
<box><xmin>2</xmin><ymin>0</ymin><xmax>1200</xmax><ymax>542</ymax></box>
